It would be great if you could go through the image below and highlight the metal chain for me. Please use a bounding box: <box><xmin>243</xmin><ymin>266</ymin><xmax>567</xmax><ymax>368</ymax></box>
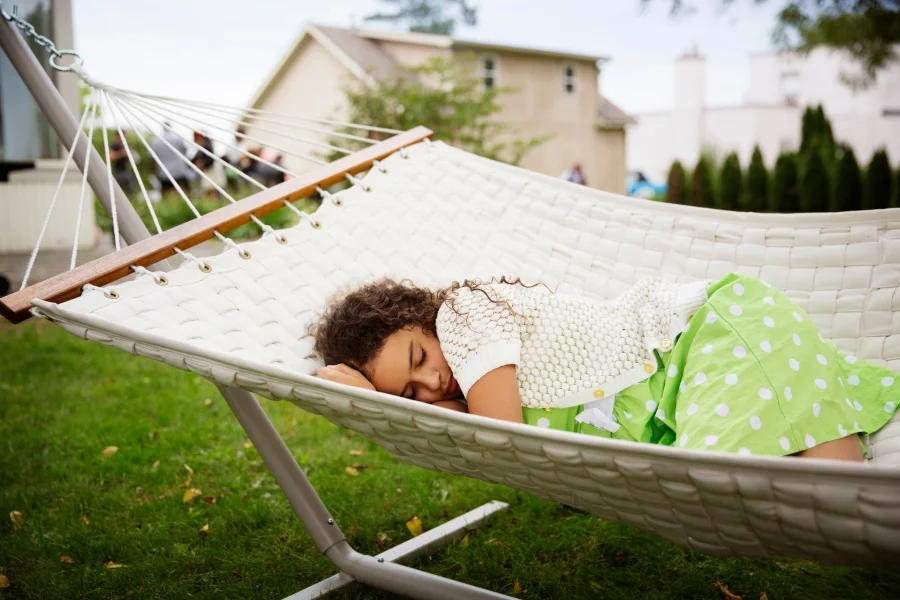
<box><xmin>0</xmin><ymin>2</ymin><xmax>82</xmax><ymax>71</ymax></box>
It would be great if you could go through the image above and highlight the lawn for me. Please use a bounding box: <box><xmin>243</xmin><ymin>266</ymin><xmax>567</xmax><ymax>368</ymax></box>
<box><xmin>1</xmin><ymin>320</ymin><xmax>899</xmax><ymax>599</ymax></box>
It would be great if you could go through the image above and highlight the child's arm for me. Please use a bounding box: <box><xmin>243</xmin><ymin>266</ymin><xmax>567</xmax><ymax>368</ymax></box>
<box><xmin>465</xmin><ymin>365</ymin><xmax>524</xmax><ymax>423</ymax></box>
<box><xmin>432</xmin><ymin>400</ymin><xmax>468</xmax><ymax>412</ymax></box>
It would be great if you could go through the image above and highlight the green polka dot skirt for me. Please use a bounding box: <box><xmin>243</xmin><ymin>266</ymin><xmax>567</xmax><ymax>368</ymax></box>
<box><xmin>523</xmin><ymin>273</ymin><xmax>899</xmax><ymax>457</ymax></box>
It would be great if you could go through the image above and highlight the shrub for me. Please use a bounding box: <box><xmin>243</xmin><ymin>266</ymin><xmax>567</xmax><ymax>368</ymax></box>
<box><xmin>799</xmin><ymin>150</ymin><xmax>830</xmax><ymax>212</ymax></box>
<box><xmin>771</xmin><ymin>153</ymin><xmax>799</xmax><ymax>213</ymax></box>
<box><xmin>691</xmin><ymin>157</ymin><xmax>715</xmax><ymax>208</ymax></box>
<box><xmin>718</xmin><ymin>152</ymin><xmax>743</xmax><ymax>210</ymax></box>
<box><xmin>746</xmin><ymin>146</ymin><xmax>768</xmax><ymax>212</ymax></box>
<box><xmin>831</xmin><ymin>147</ymin><xmax>862</xmax><ymax>211</ymax></box>
<box><xmin>863</xmin><ymin>149</ymin><xmax>892</xmax><ymax>210</ymax></box>
<box><xmin>665</xmin><ymin>161</ymin><xmax>687</xmax><ymax>204</ymax></box>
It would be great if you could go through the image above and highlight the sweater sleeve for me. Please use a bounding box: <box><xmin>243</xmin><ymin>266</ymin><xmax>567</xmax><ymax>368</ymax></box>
<box><xmin>436</xmin><ymin>286</ymin><xmax>522</xmax><ymax>397</ymax></box>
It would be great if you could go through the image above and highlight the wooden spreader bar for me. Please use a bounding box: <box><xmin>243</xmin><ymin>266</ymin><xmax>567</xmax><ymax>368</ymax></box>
<box><xmin>0</xmin><ymin>127</ymin><xmax>433</xmax><ymax>324</ymax></box>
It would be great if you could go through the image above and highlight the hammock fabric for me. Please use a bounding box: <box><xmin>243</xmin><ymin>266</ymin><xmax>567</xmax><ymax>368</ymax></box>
<box><xmin>33</xmin><ymin>141</ymin><xmax>900</xmax><ymax>567</ymax></box>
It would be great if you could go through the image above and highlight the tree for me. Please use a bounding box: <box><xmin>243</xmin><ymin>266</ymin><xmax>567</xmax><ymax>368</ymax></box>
<box><xmin>800</xmin><ymin>104</ymin><xmax>836</xmax><ymax>158</ymax></box>
<box><xmin>863</xmin><ymin>149</ymin><xmax>892</xmax><ymax>210</ymax></box>
<box><xmin>771</xmin><ymin>152</ymin><xmax>799</xmax><ymax>212</ymax></box>
<box><xmin>365</xmin><ymin>0</ymin><xmax>477</xmax><ymax>34</ymax></box>
<box><xmin>831</xmin><ymin>147</ymin><xmax>863</xmax><ymax>211</ymax></box>
<box><xmin>666</xmin><ymin>160</ymin><xmax>688</xmax><ymax>204</ymax></box>
<box><xmin>799</xmin><ymin>107</ymin><xmax>815</xmax><ymax>154</ymax></box>
<box><xmin>746</xmin><ymin>146</ymin><xmax>769</xmax><ymax>211</ymax></box>
<box><xmin>645</xmin><ymin>1</ymin><xmax>900</xmax><ymax>88</ymax></box>
<box><xmin>339</xmin><ymin>55</ymin><xmax>546</xmax><ymax>166</ymax></box>
<box><xmin>799</xmin><ymin>150</ymin><xmax>830</xmax><ymax>212</ymax></box>
<box><xmin>718</xmin><ymin>152</ymin><xmax>743</xmax><ymax>210</ymax></box>
<box><xmin>691</xmin><ymin>157</ymin><xmax>715</xmax><ymax>208</ymax></box>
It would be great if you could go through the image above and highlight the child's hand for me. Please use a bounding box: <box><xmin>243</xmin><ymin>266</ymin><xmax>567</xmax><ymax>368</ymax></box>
<box><xmin>317</xmin><ymin>364</ymin><xmax>376</xmax><ymax>392</ymax></box>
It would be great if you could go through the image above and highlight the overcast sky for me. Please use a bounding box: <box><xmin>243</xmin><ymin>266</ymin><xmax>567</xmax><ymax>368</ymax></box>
<box><xmin>72</xmin><ymin>0</ymin><xmax>785</xmax><ymax>114</ymax></box>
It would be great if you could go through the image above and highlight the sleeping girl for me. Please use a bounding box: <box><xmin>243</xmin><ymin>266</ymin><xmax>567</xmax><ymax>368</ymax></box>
<box><xmin>311</xmin><ymin>273</ymin><xmax>898</xmax><ymax>462</ymax></box>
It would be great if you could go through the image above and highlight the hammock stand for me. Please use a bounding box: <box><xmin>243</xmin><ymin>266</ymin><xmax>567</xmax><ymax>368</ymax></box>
<box><xmin>2</xmin><ymin>12</ymin><xmax>899</xmax><ymax>599</ymax></box>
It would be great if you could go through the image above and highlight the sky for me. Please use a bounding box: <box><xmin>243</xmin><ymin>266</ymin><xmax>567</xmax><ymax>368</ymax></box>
<box><xmin>71</xmin><ymin>0</ymin><xmax>786</xmax><ymax>115</ymax></box>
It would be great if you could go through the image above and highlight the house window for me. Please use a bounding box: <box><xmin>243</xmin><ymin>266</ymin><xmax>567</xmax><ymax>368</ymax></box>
<box><xmin>563</xmin><ymin>64</ymin><xmax>577</xmax><ymax>94</ymax></box>
<box><xmin>482</xmin><ymin>56</ymin><xmax>496</xmax><ymax>89</ymax></box>
<box><xmin>780</xmin><ymin>71</ymin><xmax>800</xmax><ymax>105</ymax></box>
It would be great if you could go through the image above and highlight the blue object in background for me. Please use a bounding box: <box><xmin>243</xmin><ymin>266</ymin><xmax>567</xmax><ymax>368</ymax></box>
<box><xmin>626</xmin><ymin>170</ymin><xmax>667</xmax><ymax>199</ymax></box>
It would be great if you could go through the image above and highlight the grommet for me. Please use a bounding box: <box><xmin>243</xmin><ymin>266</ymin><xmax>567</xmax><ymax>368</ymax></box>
<box><xmin>276</xmin><ymin>234</ymin><xmax>288</xmax><ymax>245</ymax></box>
<box><xmin>155</xmin><ymin>275</ymin><xmax>169</xmax><ymax>286</ymax></box>
<box><xmin>593</xmin><ymin>389</ymin><xmax>605</xmax><ymax>399</ymax></box>
<box><xmin>104</xmin><ymin>289</ymin><xmax>120</xmax><ymax>299</ymax></box>
<box><xmin>199</xmin><ymin>262</ymin><xmax>212</xmax><ymax>273</ymax></box>
<box><xmin>332</xmin><ymin>197</ymin><xmax>343</xmax><ymax>206</ymax></box>
<box><xmin>311</xmin><ymin>220</ymin><xmax>322</xmax><ymax>229</ymax></box>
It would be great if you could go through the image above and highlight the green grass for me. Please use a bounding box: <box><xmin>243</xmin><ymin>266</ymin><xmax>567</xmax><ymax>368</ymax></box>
<box><xmin>1</xmin><ymin>321</ymin><xmax>899</xmax><ymax>599</ymax></box>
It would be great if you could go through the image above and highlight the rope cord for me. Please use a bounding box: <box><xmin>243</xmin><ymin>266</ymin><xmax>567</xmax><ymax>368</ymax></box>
<box><xmin>19</xmin><ymin>92</ymin><xmax>96</xmax><ymax>290</ymax></box>
<box><xmin>173</xmin><ymin>247</ymin><xmax>211</xmax><ymax>272</ymax></box>
<box><xmin>70</xmin><ymin>98</ymin><xmax>100</xmax><ymax>270</ymax></box>
<box><xmin>99</xmin><ymin>92</ymin><xmax>120</xmax><ymax>250</ymax></box>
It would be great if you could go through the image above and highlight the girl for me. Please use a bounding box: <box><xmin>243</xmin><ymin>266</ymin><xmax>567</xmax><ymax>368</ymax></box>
<box><xmin>311</xmin><ymin>273</ymin><xmax>898</xmax><ymax>462</ymax></box>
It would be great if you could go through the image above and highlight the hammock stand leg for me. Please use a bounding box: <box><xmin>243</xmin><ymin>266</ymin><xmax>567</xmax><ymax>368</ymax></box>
<box><xmin>1</xmin><ymin>20</ymin><xmax>512</xmax><ymax>599</ymax></box>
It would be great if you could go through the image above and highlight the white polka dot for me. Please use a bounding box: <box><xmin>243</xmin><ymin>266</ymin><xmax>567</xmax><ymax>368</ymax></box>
<box><xmin>792</xmin><ymin>333</ymin><xmax>802</xmax><ymax>346</ymax></box>
<box><xmin>704</xmin><ymin>435</ymin><xmax>718</xmax><ymax>447</ymax></box>
<box><xmin>759</xmin><ymin>387</ymin><xmax>773</xmax><ymax>400</ymax></box>
<box><xmin>645</xmin><ymin>400</ymin><xmax>657</xmax><ymax>413</ymax></box>
<box><xmin>624</xmin><ymin>412</ymin><xmax>633</xmax><ymax>420</ymax></box>
<box><xmin>687</xmin><ymin>403</ymin><xmax>699</xmax><ymax>416</ymax></box>
<box><xmin>763</xmin><ymin>296</ymin><xmax>775</xmax><ymax>306</ymax></box>
<box><xmin>730</xmin><ymin>305</ymin><xmax>743</xmax><ymax>316</ymax></box>
<box><xmin>883</xmin><ymin>376</ymin><xmax>895</xmax><ymax>387</ymax></box>
<box><xmin>738</xmin><ymin>447</ymin><xmax>752</xmax><ymax>456</ymax></box>
<box><xmin>814</xmin><ymin>378</ymin><xmax>827</xmax><ymax>390</ymax></box>
<box><xmin>845</xmin><ymin>355</ymin><xmax>857</xmax><ymax>364</ymax></box>
<box><xmin>715</xmin><ymin>403</ymin><xmax>730</xmax><ymax>417</ymax></box>
<box><xmin>537</xmin><ymin>418</ymin><xmax>551</xmax><ymax>428</ymax></box>
<box><xmin>804</xmin><ymin>434</ymin><xmax>816</xmax><ymax>448</ymax></box>
<box><xmin>725</xmin><ymin>374</ymin><xmax>738</xmax><ymax>385</ymax></box>
<box><xmin>763</xmin><ymin>316</ymin><xmax>776</xmax><ymax>328</ymax></box>
<box><xmin>845</xmin><ymin>398</ymin><xmax>854</xmax><ymax>409</ymax></box>
<box><xmin>733</xmin><ymin>282</ymin><xmax>745</xmax><ymax>296</ymax></box>
<box><xmin>847</xmin><ymin>375</ymin><xmax>860</xmax><ymax>386</ymax></box>
<box><xmin>793</xmin><ymin>311</ymin><xmax>803</xmax><ymax>322</ymax></box>
<box><xmin>667</xmin><ymin>364</ymin><xmax>678</xmax><ymax>377</ymax></box>
<box><xmin>838</xmin><ymin>424</ymin><xmax>848</xmax><ymax>436</ymax></box>
<box><xmin>655</xmin><ymin>408</ymin><xmax>667</xmax><ymax>421</ymax></box>
<box><xmin>749</xmin><ymin>415</ymin><xmax>761</xmax><ymax>430</ymax></box>
<box><xmin>854</xmin><ymin>422</ymin><xmax>860</xmax><ymax>430</ymax></box>
<box><xmin>701</xmin><ymin>344</ymin><xmax>713</xmax><ymax>354</ymax></box>
<box><xmin>694</xmin><ymin>372</ymin><xmax>707</xmax><ymax>385</ymax></box>
<box><xmin>759</xmin><ymin>340</ymin><xmax>772</xmax><ymax>353</ymax></box>
<box><xmin>812</xmin><ymin>403</ymin><xmax>821</xmax><ymax>417</ymax></box>
<box><xmin>780</xmin><ymin>436</ymin><xmax>791</xmax><ymax>451</ymax></box>
<box><xmin>706</xmin><ymin>312</ymin><xmax>717</xmax><ymax>324</ymax></box>
<box><xmin>784</xmin><ymin>386</ymin><xmax>792</xmax><ymax>400</ymax></box>
<box><xmin>679</xmin><ymin>434</ymin><xmax>689</xmax><ymax>447</ymax></box>
<box><xmin>853</xmin><ymin>400</ymin><xmax>864</xmax><ymax>412</ymax></box>
<box><xmin>679</xmin><ymin>381</ymin><xmax>687</xmax><ymax>393</ymax></box>
<box><xmin>733</xmin><ymin>346</ymin><xmax>746</xmax><ymax>358</ymax></box>
<box><xmin>816</xmin><ymin>354</ymin><xmax>828</xmax><ymax>366</ymax></box>
<box><xmin>885</xmin><ymin>402</ymin><xmax>896</xmax><ymax>414</ymax></box>
<box><xmin>789</xmin><ymin>359</ymin><xmax>800</xmax><ymax>371</ymax></box>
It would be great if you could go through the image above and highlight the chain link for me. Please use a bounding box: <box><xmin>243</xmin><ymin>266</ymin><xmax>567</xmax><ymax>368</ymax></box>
<box><xmin>1</xmin><ymin>2</ymin><xmax>82</xmax><ymax>71</ymax></box>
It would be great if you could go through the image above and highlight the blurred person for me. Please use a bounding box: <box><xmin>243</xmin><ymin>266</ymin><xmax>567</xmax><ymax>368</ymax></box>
<box><xmin>150</xmin><ymin>123</ymin><xmax>192</xmax><ymax>195</ymax></box>
<box><xmin>561</xmin><ymin>163</ymin><xmax>586</xmax><ymax>185</ymax></box>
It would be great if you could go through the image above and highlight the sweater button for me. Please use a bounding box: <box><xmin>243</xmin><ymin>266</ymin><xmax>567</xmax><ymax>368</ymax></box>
<box><xmin>660</xmin><ymin>337</ymin><xmax>672</xmax><ymax>349</ymax></box>
<box><xmin>543</xmin><ymin>407</ymin><xmax>552</xmax><ymax>412</ymax></box>
<box><xmin>643</xmin><ymin>363</ymin><xmax>654</xmax><ymax>373</ymax></box>
<box><xmin>593</xmin><ymin>389</ymin><xmax>604</xmax><ymax>399</ymax></box>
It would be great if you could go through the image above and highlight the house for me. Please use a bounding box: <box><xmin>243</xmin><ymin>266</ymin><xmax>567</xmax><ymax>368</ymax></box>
<box><xmin>246</xmin><ymin>25</ymin><xmax>633</xmax><ymax>193</ymax></box>
<box><xmin>627</xmin><ymin>46</ymin><xmax>900</xmax><ymax>182</ymax></box>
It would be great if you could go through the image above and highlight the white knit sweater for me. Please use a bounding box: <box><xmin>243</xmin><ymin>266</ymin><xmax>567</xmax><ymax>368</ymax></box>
<box><xmin>435</xmin><ymin>278</ymin><xmax>710</xmax><ymax>409</ymax></box>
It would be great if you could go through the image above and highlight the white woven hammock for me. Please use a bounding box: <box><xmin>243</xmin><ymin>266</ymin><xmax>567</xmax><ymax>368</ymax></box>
<box><xmin>32</xmin><ymin>141</ymin><xmax>900</xmax><ymax>567</ymax></box>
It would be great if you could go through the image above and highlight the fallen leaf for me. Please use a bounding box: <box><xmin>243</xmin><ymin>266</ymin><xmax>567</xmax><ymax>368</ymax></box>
<box><xmin>344</xmin><ymin>466</ymin><xmax>360</xmax><ymax>477</ymax></box>
<box><xmin>183</xmin><ymin>488</ymin><xmax>203</xmax><ymax>504</ymax></box>
<box><xmin>243</xmin><ymin>440</ymin><xmax>254</xmax><ymax>449</ymax></box>
<box><xmin>101</xmin><ymin>446</ymin><xmax>118</xmax><ymax>458</ymax></box>
<box><xmin>513</xmin><ymin>578</ymin><xmax>522</xmax><ymax>593</ymax></box>
<box><xmin>80</xmin><ymin>515</ymin><xmax>90</xmax><ymax>525</ymax></box>
<box><xmin>199</xmin><ymin>523</ymin><xmax>209</xmax><ymax>538</ymax></box>
<box><xmin>184</xmin><ymin>464</ymin><xmax>194</xmax><ymax>475</ymax></box>
<box><xmin>204</xmin><ymin>398</ymin><xmax>213</xmax><ymax>407</ymax></box>
<box><xmin>251</xmin><ymin>478</ymin><xmax>264</xmax><ymax>489</ymax></box>
<box><xmin>349</xmin><ymin>449</ymin><xmax>365</xmax><ymax>456</ymax></box>
<box><xmin>459</xmin><ymin>532</ymin><xmax>470</xmax><ymax>548</ymax></box>
<box><xmin>0</xmin><ymin>574</ymin><xmax>8</xmax><ymax>589</ymax></box>
<box><xmin>759</xmin><ymin>594</ymin><xmax>768</xmax><ymax>600</ymax></box>
<box><xmin>712</xmin><ymin>582</ymin><xmax>742</xmax><ymax>600</ymax></box>
<box><xmin>485</xmin><ymin>538</ymin><xmax>504</xmax><ymax>547</ymax></box>
<box><xmin>105</xmin><ymin>561</ymin><xmax>127</xmax><ymax>569</ymax></box>
<box><xmin>151</xmin><ymin>460</ymin><xmax>160</xmax><ymax>471</ymax></box>
<box><xmin>60</xmin><ymin>555</ymin><xmax>77</xmax><ymax>564</ymax></box>
<box><xmin>202</xmin><ymin>496</ymin><xmax>217</xmax><ymax>505</ymax></box>
<box><xmin>9</xmin><ymin>510</ymin><xmax>24</xmax><ymax>529</ymax></box>
<box><xmin>406</xmin><ymin>516</ymin><xmax>423</xmax><ymax>537</ymax></box>
<box><xmin>375</xmin><ymin>532</ymin><xmax>391</xmax><ymax>548</ymax></box>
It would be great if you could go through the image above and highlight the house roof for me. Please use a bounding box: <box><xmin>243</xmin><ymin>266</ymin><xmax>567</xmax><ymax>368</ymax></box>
<box><xmin>597</xmin><ymin>96</ymin><xmax>635</xmax><ymax>128</ymax></box>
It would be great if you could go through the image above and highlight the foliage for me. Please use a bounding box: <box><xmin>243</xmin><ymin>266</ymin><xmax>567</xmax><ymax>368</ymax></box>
<box><xmin>771</xmin><ymin>152</ymin><xmax>799</xmax><ymax>212</ymax></box>
<box><xmin>665</xmin><ymin>160</ymin><xmax>688</xmax><ymax>204</ymax></box>
<box><xmin>799</xmin><ymin>149</ymin><xmax>830</xmax><ymax>212</ymax></box>
<box><xmin>340</xmin><ymin>55</ymin><xmax>548</xmax><ymax>166</ymax></box>
<box><xmin>718</xmin><ymin>152</ymin><xmax>743</xmax><ymax>210</ymax></box>
<box><xmin>691</xmin><ymin>157</ymin><xmax>715</xmax><ymax>208</ymax></box>
<box><xmin>746</xmin><ymin>146</ymin><xmax>769</xmax><ymax>212</ymax></box>
<box><xmin>863</xmin><ymin>149</ymin><xmax>893</xmax><ymax>210</ymax></box>
<box><xmin>831</xmin><ymin>146</ymin><xmax>862</xmax><ymax>211</ymax></box>
<box><xmin>365</xmin><ymin>0</ymin><xmax>477</xmax><ymax>34</ymax></box>
<box><xmin>799</xmin><ymin>104</ymin><xmax>835</xmax><ymax>157</ymax></box>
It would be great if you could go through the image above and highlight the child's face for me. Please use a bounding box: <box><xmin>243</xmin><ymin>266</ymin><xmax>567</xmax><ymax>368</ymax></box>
<box><xmin>365</xmin><ymin>326</ymin><xmax>463</xmax><ymax>404</ymax></box>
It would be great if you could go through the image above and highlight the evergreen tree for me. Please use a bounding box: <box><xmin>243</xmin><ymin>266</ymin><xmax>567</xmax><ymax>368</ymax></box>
<box><xmin>815</xmin><ymin>104</ymin><xmax>836</xmax><ymax>158</ymax></box>
<box><xmin>799</xmin><ymin>150</ymin><xmax>830</xmax><ymax>212</ymax></box>
<box><xmin>832</xmin><ymin>147</ymin><xmax>862</xmax><ymax>211</ymax></box>
<box><xmin>771</xmin><ymin>152</ymin><xmax>799</xmax><ymax>212</ymax></box>
<box><xmin>691</xmin><ymin>157</ymin><xmax>715</xmax><ymax>208</ymax></box>
<box><xmin>746</xmin><ymin>146</ymin><xmax>768</xmax><ymax>212</ymax></box>
<box><xmin>800</xmin><ymin>107</ymin><xmax>815</xmax><ymax>154</ymax></box>
<box><xmin>863</xmin><ymin>149</ymin><xmax>892</xmax><ymax>210</ymax></box>
<box><xmin>893</xmin><ymin>168</ymin><xmax>900</xmax><ymax>209</ymax></box>
<box><xmin>718</xmin><ymin>152</ymin><xmax>743</xmax><ymax>210</ymax></box>
<box><xmin>665</xmin><ymin>160</ymin><xmax>687</xmax><ymax>204</ymax></box>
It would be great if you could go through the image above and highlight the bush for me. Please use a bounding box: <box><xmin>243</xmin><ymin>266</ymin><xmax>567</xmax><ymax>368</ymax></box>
<box><xmin>799</xmin><ymin>150</ymin><xmax>830</xmax><ymax>212</ymax></box>
<box><xmin>746</xmin><ymin>146</ymin><xmax>768</xmax><ymax>212</ymax></box>
<box><xmin>771</xmin><ymin>153</ymin><xmax>799</xmax><ymax>213</ymax></box>
<box><xmin>691</xmin><ymin>157</ymin><xmax>715</xmax><ymax>208</ymax></box>
<box><xmin>718</xmin><ymin>152</ymin><xmax>743</xmax><ymax>210</ymax></box>
<box><xmin>864</xmin><ymin>149</ymin><xmax>892</xmax><ymax>210</ymax></box>
<box><xmin>831</xmin><ymin>147</ymin><xmax>862</xmax><ymax>211</ymax></box>
<box><xmin>665</xmin><ymin>161</ymin><xmax>687</xmax><ymax>204</ymax></box>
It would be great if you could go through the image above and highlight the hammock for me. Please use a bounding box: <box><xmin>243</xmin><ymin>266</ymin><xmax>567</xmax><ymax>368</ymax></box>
<box><xmin>2</xmin><ymin>12</ymin><xmax>899</xmax><ymax>599</ymax></box>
